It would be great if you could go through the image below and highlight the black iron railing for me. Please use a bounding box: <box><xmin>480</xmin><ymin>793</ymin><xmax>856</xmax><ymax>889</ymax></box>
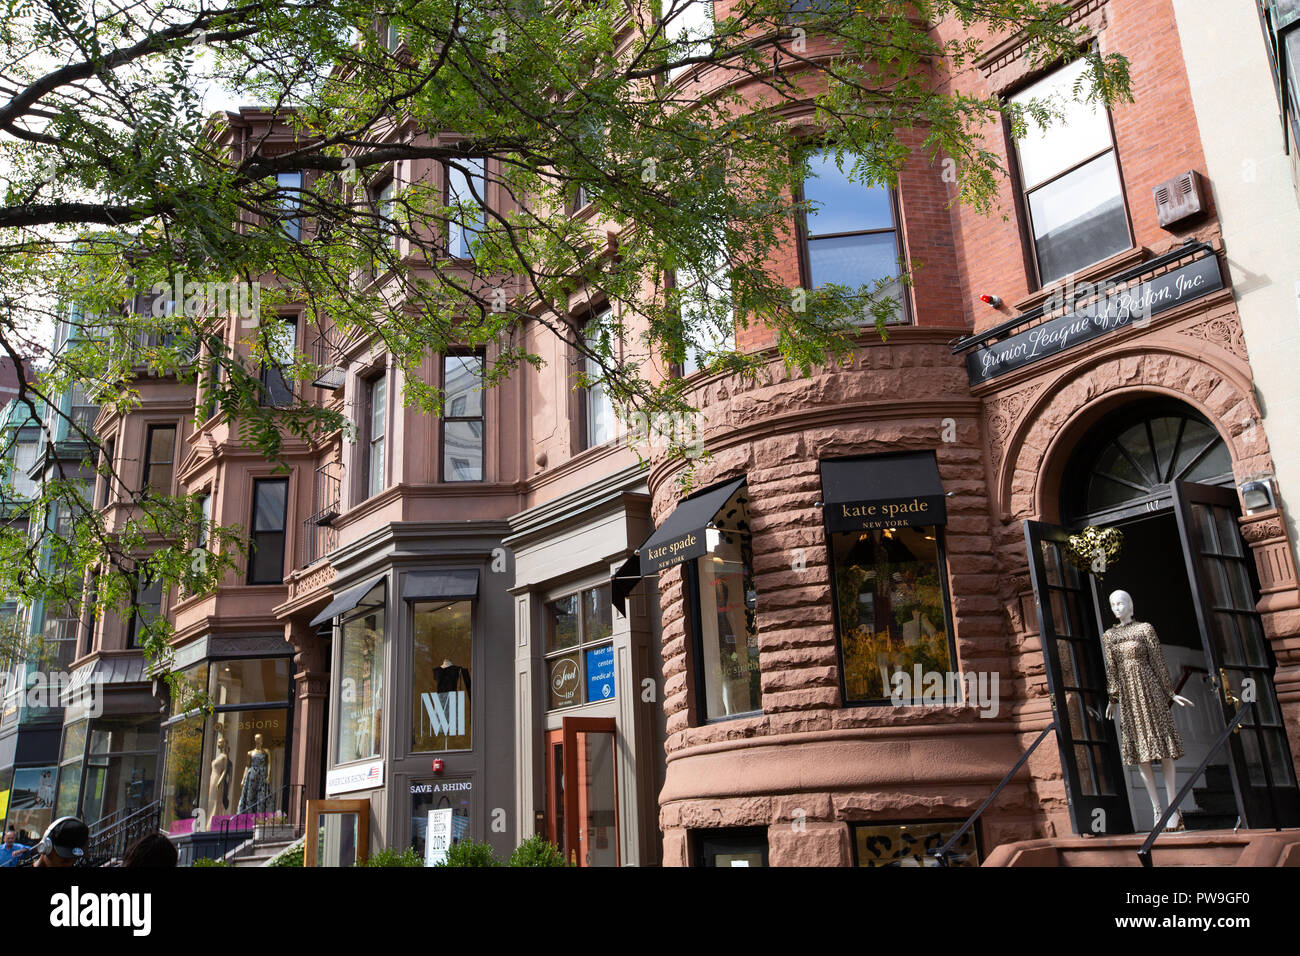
<box><xmin>1136</xmin><ymin>702</ymin><xmax>1278</xmax><ymax>867</ymax></box>
<box><xmin>310</xmin><ymin>326</ymin><xmax>345</xmax><ymax>389</ymax></box>
<box><xmin>85</xmin><ymin>799</ymin><xmax>163</xmax><ymax>866</ymax></box>
<box><xmin>217</xmin><ymin>782</ymin><xmax>309</xmax><ymax>863</ymax></box>
<box><xmin>929</xmin><ymin>719</ymin><xmax>1059</xmax><ymax>866</ymax></box>
<box><xmin>300</xmin><ymin>462</ymin><xmax>342</xmax><ymax>568</ymax></box>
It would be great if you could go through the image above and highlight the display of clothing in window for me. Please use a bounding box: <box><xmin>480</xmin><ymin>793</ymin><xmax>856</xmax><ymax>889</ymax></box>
<box><xmin>236</xmin><ymin>738</ymin><xmax>273</xmax><ymax>814</ymax></box>
<box><xmin>431</xmin><ymin>661</ymin><xmax>471</xmax><ymax>703</ymax></box>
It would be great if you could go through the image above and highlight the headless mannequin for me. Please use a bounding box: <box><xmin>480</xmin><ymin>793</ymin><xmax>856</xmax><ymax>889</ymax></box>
<box><xmin>209</xmin><ymin>727</ymin><xmax>231</xmax><ymax>815</ymax></box>
<box><xmin>1104</xmin><ymin>590</ymin><xmax>1195</xmax><ymax>831</ymax></box>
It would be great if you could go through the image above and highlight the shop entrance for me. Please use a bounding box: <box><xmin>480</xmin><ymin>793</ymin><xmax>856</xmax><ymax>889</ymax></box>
<box><xmin>544</xmin><ymin>717</ymin><xmax>619</xmax><ymax>866</ymax></box>
<box><xmin>1024</xmin><ymin>400</ymin><xmax>1300</xmax><ymax>835</ymax></box>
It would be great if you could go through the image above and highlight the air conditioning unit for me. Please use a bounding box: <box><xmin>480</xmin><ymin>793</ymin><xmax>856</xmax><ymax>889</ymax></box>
<box><xmin>1153</xmin><ymin>170</ymin><xmax>1207</xmax><ymax>229</ymax></box>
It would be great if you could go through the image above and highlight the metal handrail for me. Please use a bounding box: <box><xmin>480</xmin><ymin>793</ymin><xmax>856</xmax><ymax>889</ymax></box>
<box><xmin>1137</xmin><ymin>701</ymin><xmax>1265</xmax><ymax>867</ymax></box>
<box><xmin>85</xmin><ymin>798</ymin><xmax>162</xmax><ymax>865</ymax></box>
<box><xmin>929</xmin><ymin>718</ymin><xmax>1059</xmax><ymax>866</ymax></box>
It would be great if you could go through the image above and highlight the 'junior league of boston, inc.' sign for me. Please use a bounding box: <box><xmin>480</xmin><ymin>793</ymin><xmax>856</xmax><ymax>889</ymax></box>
<box><xmin>965</xmin><ymin>255</ymin><xmax>1223</xmax><ymax>385</ymax></box>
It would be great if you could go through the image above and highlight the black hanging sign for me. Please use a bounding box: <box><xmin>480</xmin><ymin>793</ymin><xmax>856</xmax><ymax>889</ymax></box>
<box><xmin>966</xmin><ymin>255</ymin><xmax>1223</xmax><ymax>385</ymax></box>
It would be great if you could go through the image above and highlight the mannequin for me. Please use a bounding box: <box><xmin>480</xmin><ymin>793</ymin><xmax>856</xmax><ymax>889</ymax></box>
<box><xmin>236</xmin><ymin>733</ymin><xmax>272</xmax><ymax>816</ymax></box>
<box><xmin>1102</xmin><ymin>590</ymin><xmax>1195</xmax><ymax>831</ymax></box>
<box><xmin>208</xmin><ymin>724</ymin><xmax>231</xmax><ymax>817</ymax></box>
<box><xmin>431</xmin><ymin>656</ymin><xmax>471</xmax><ymax>704</ymax></box>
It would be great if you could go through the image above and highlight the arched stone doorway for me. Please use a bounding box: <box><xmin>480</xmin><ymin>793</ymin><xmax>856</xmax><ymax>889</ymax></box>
<box><xmin>1023</xmin><ymin>396</ymin><xmax>1300</xmax><ymax>835</ymax></box>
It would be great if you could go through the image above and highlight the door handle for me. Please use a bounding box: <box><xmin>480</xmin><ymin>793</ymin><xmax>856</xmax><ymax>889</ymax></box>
<box><xmin>1218</xmin><ymin>668</ymin><xmax>1242</xmax><ymax>735</ymax></box>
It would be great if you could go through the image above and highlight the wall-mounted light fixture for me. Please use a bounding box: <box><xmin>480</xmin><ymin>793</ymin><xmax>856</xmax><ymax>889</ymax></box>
<box><xmin>978</xmin><ymin>294</ymin><xmax>1002</xmax><ymax>308</ymax></box>
<box><xmin>1239</xmin><ymin>478</ymin><xmax>1276</xmax><ymax>514</ymax></box>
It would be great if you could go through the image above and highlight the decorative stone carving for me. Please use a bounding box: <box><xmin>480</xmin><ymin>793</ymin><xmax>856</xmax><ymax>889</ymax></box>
<box><xmin>1178</xmin><ymin>315</ymin><xmax>1248</xmax><ymax>362</ymax></box>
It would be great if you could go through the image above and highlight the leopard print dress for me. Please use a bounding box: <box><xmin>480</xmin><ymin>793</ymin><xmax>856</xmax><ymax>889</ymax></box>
<box><xmin>1102</xmin><ymin>621</ymin><xmax>1185</xmax><ymax>765</ymax></box>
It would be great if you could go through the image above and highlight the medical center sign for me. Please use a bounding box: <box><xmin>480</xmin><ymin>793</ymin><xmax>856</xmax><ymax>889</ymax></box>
<box><xmin>966</xmin><ymin>256</ymin><xmax>1223</xmax><ymax>385</ymax></box>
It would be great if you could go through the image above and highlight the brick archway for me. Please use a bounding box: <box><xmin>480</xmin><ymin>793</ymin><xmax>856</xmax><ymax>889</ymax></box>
<box><xmin>997</xmin><ymin>345</ymin><xmax>1269</xmax><ymax>524</ymax></box>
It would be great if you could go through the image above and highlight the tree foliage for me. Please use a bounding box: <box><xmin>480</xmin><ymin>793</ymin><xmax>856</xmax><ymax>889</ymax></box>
<box><xmin>0</xmin><ymin>0</ymin><xmax>1132</xmax><ymax>676</ymax></box>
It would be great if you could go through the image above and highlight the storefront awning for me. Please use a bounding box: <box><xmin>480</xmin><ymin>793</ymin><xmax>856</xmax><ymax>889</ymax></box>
<box><xmin>821</xmin><ymin>451</ymin><xmax>946</xmax><ymax>533</ymax></box>
<box><xmin>638</xmin><ymin>476</ymin><xmax>748</xmax><ymax>574</ymax></box>
<box><xmin>309</xmin><ymin>574</ymin><xmax>387</xmax><ymax>627</ymax></box>
<box><xmin>402</xmin><ymin>569</ymin><xmax>480</xmax><ymax>602</ymax></box>
<box><xmin>610</xmin><ymin>552</ymin><xmax>641</xmax><ymax>616</ymax></box>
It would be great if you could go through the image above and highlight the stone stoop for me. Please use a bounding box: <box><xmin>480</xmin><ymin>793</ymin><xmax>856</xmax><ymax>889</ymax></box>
<box><xmin>225</xmin><ymin>838</ymin><xmax>297</xmax><ymax>867</ymax></box>
<box><xmin>983</xmin><ymin>829</ymin><xmax>1300</xmax><ymax>866</ymax></box>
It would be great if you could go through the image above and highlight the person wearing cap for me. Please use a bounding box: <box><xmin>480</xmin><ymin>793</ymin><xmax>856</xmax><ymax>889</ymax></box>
<box><xmin>0</xmin><ymin>826</ymin><xmax>29</xmax><ymax>867</ymax></box>
<box><xmin>32</xmin><ymin>816</ymin><xmax>89</xmax><ymax>867</ymax></box>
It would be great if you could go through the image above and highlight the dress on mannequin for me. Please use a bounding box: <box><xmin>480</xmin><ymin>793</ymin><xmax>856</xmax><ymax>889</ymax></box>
<box><xmin>1102</xmin><ymin>620</ymin><xmax>1185</xmax><ymax>765</ymax></box>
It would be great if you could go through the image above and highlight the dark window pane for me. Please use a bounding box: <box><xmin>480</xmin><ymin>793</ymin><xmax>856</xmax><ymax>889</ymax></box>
<box><xmin>1028</xmin><ymin>155</ymin><xmax>1129</xmax><ymax>283</ymax></box>
<box><xmin>254</xmin><ymin>481</ymin><xmax>288</xmax><ymax>532</ymax></box>
<box><xmin>250</xmin><ymin>532</ymin><xmax>285</xmax><ymax>583</ymax></box>
<box><xmin>546</xmin><ymin>594</ymin><xmax>579</xmax><ymax>653</ymax></box>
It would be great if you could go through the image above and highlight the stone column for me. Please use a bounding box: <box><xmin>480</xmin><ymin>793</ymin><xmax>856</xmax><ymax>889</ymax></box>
<box><xmin>290</xmin><ymin>619</ymin><xmax>329</xmax><ymax>827</ymax></box>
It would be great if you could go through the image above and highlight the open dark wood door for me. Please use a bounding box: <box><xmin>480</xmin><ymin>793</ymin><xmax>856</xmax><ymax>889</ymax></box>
<box><xmin>1172</xmin><ymin>481</ymin><xmax>1300</xmax><ymax>827</ymax></box>
<box><xmin>1024</xmin><ymin>520</ymin><xmax>1134</xmax><ymax>835</ymax></box>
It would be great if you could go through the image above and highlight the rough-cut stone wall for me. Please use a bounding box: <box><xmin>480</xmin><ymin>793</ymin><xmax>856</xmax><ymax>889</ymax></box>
<box><xmin>652</xmin><ymin>332</ymin><xmax>1045</xmax><ymax>865</ymax></box>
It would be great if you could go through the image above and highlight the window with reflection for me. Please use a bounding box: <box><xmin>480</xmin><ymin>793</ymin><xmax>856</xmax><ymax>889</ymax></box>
<box><xmin>579</xmin><ymin>312</ymin><xmax>617</xmax><ymax>450</ymax></box>
<box><xmin>443</xmin><ymin>353</ymin><xmax>484</xmax><ymax>481</ymax></box>
<box><xmin>687</xmin><ymin>529</ymin><xmax>760</xmax><ymax>719</ymax></box>
<box><xmin>1010</xmin><ymin>57</ymin><xmax>1132</xmax><ymax>284</ymax></box>
<box><xmin>852</xmin><ymin>821</ymin><xmax>979</xmax><ymax>867</ymax></box>
<box><xmin>337</xmin><ymin>598</ymin><xmax>384</xmax><ymax>764</ymax></box>
<box><xmin>412</xmin><ymin>600</ymin><xmax>473</xmax><ymax>751</ymax></box>
<box><xmin>544</xmin><ymin>584</ymin><xmax>614</xmax><ymax>710</ymax></box>
<box><xmin>800</xmin><ymin>148</ymin><xmax>905</xmax><ymax>321</ymax></box>
<box><xmin>832</xmin><ymin>525</ymin><xmax>955</xmax><ymax>705</ymax></box>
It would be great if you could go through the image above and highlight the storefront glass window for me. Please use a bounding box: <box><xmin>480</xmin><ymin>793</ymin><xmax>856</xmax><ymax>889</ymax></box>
<box><xmin>689</xmin><ymin>532</ymin><xmax>760</xmax><ymax>719</ymax></box>
<box><xmin>171</xmin><ymin>662</ymin><xmax>208</xmax><ymax>715</ymax></box>
<box><xmin>161</xmin><ymin>714</ymin><xmax>205</xmax><ymax>834</ymax></box>
<box><xmin>211</xmin><ymin>657</ymin><xmax>291</xmax><ymax>707</ymax></box>
<box><xmin>544</xmin><ymin>584</ymin><xmax>615</xmax><ymax>710</ymax></box>
<box><xmin>81</xmin><ymin>717</ymin><xmax>159</xmax><ymax>824</ymax></box>
<box><xmin>337</xmin><ymin>602</ymin><xmax>384</xmax><ymax>764</ymax></box>
<box><xmin>412</xmin><ymin>600</ymin><xmax>473</xmax><ymax>752</ymax></box>
<box><xmin>852</xmin><ymin>821</ymin><xmax>978</xmax><ymax>867</ymax></box>
<box><xmin>7</xmin><ymin>766</ymin><xmax>56</xmax><ymax>843</ymax></box>
<box><xmin>410</xmin><ymin>780</ymin><xmax>472</xmax><ymax>863</ymax></box>
<box><xmin>832</xmin><ymin>525</ymin><xmax>955</xmax><ymax>705</ymax></box>
<box><xmin>53</xmin><ymin>720</ymin><xmax>88</xmax><ymax>818</ymax></box>
<box><xmin>217</xmin><ymin>707</ymin><xmax>288</xmax><ymax>825</ymax></box>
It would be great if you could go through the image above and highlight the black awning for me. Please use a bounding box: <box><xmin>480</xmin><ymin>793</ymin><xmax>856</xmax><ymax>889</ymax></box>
<box><xmin>820</xmin><ymin>451</ymin><xmax>946</xmax><ymax>533</ymax></box>
<box><xmin>610</xmin><ymin>552</ymin><xmax>641</xmax><ymax>616</ymax></box>
<box><xmin>639</xmin><ymin>476</ymin><xmax>747</xmax><ymax>574</ymax></box>
<box><xmin>402</xmin><ymin>569</ymin><xmax>480</xmax><ymax>602</ymax></box>
<box><xmin>309</xmin><ymin>574</ymin><xmax>387</xmax><ymax>627</ymax></box>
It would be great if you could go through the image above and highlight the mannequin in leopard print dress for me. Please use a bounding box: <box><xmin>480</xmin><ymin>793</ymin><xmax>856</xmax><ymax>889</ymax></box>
<box><xmin>1102</xmin><ymin>590</ymin><xmax>1195</xmax><ymax>831</ymax></box>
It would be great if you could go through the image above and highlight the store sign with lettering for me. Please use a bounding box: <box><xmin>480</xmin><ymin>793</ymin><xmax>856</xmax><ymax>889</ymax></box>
<box><xmin>966</xmin><ymin>256</ymin><xmax>1223</xmax><ymax>385</ymax></box>
<box><xmin>826</xmin><ymin>495</ymin><xmax>947</xmax><ymax>533</ymax></box>
<box><xmin>585</xmin><ymin>644</ymin><xmax>615</xmax><ymax>702</ymax></box>
<box><xmin>326</xmin><ymin>757</ymin><xmax>384</xmax><ymax>796</ymax></box>
<box><xmin>643</xmin><ymin>532</ymin><xmax>702</xmax><ymax>572</ymax></box>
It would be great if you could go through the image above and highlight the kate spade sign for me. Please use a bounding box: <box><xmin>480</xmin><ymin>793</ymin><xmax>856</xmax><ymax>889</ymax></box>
<box><xmin>643</xmin><ymin>531</ymin><xmax>704</xmax><ymax>572</ymax></box>
<box><xmin>966</xmin><ymin>256</ymin><xmax>1223</xmax><ymax>385</ymax></box>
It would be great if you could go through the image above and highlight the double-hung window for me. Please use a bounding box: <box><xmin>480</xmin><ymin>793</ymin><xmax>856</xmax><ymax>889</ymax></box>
<box><xmin>364</xmin><ymin>374</ymin><xmax>387</xmax><ymax>499</ymax></box>
<box><xmin>127</xmin><ymin>575</ymin><xmax>163</xmax><ymax>648</ymax></box>
<box><xmin>1010</xmin><ymin>57</ymin><xmax>1132</xmax><ymax>285</ymax></box>
<box><xmin>544</xmin><ymin>585</ymin><xmax>615</xmax><ymax>710</ymax></box>
<box><xmin>442</xmin><ymin>352</ymin><xmax>484</xmax><ymax>481</ymax></box>
<box><xmin>579</xmin><ymin>312</ymin><xmax>617</xmax><ymax>450</ymax></box>
<box><xmin>666</xmin><ymin>0</ymin><xmax>714</xmax><ymax>82</ymax></box>
<box><xmin>248</xmin><ymin>478</ymin><xmax>288</xmax><ymax>585</ymax></box>
<box><xmin>276</xmin><ymin>171</ymin><xmax>304</xmax><ymax>241</ymax></box>
<box><xmin>260</xmin><ymin>314</ymin><xmax>297</xmax><ymax>407</ymax></box>
<box><xmin>143</xmin><ymin>425</ymin><xmax>176</xmax><ymax>496</ymax></box>
<box><xmin>800</xmin><ymin>149</ymin><xmax>905</xmax><ymax>320</ymax></box>
<box><xmin>446</xmin><ymin>158</ymin><xmax>486</xmax><ymax>259</ymax></box>
<box><xmin>674</xmin><ymin>245</ymin><xmax>733</xmax><ymax>376</ymax></box>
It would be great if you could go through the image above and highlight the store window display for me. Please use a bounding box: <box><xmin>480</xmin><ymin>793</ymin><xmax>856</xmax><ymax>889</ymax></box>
<box><xmin>688</xmin><ymin>531</ymin><xmax>760</xmax><ymax>719</ymax></box>
<box><xmin>159</xmin><ymin>656</ymin><xmax>293</xmax><ymax>834</ymax></box>
<box><xmin>337</xmin><ymin>604</ymin><xmax>384</xmax><ymax>764</ymax></box>
<box><xmin>412</xmin><ymin>600</ymin><xmax>473</xmax><ymax>752</ymax></box>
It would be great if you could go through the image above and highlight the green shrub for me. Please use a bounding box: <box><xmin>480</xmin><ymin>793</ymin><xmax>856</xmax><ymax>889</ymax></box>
<box><xmin>508</xmin><ymin>835</ymin><xmax>569</xmax><ymax>867</ymax></box>
<box><xmin>434</xmin><ymin>838</ymin><xmax>499</xmax><ymax>867</ymax></box>
<box><xmin>191</xmin><ymin>856</ymin><xmax>229</xmax><ymax>867</ymax></box>
<box><xmin>267</xmin><ymin>840</ymin><xmax>305</xmax><ymax>867</ymax></box>
<box><xmin>361</xmin><ymin>846</ymin><xmax>423</xmax><ymax>867</ymax></box>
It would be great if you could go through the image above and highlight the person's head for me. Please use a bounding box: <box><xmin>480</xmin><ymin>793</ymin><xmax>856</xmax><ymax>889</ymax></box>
<box><xmin>122</xmin><ymin>831</ymin><xmax>178</xmax><ymax>868</ymax></box>
<box><xmin>4</xmin><ymin>827</ymin><xmax>16</xmax><ymax>848</ymax></box>
<box><xmin>33</xmin><ymin>816</ymin><xmax>88</xmax><ymax>867</ymax></box>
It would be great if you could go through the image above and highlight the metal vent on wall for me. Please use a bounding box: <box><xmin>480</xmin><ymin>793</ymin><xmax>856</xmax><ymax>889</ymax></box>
<box><xmin>1153</xmin><ymin>170</ymin><xmax>1206</xmax><ymax>228</ymax></box>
